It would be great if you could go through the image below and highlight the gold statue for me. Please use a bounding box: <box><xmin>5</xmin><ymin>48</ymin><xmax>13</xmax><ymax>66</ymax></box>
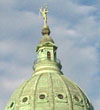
<box><xmin>40</xmin><ymin>7</ymin><xmax>48</xmax><ymax>28</ymax></box>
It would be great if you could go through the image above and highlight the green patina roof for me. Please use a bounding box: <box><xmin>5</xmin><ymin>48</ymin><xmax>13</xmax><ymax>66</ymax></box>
<box><xmin>40</xmin><ymin>26</ymin><xmax>54</xmax><ymax>44</ymax></box>
<box><xmin>5</xmin><ymin>72</ymin><xmax>93</xmax><ymax>110</ymax></box>
<box><xmin>40</xmin><ymin>35</ymin><xmax>54</xmax><ymax>44</ymax></box>
<box><xmin>36</xmin><ymin>26</ymin><xmax>57</xmax><ymax>52</ymax></box>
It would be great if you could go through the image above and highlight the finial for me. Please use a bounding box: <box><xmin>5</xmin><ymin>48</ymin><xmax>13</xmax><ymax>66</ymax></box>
<box><xmin>40</xmin><ymin>6</ymin><xmax>50</xmax><ymax>35</ymax></box>
<box><xmin>40</xmin><ymin>6</ymin><xmax>48</xmax><ymax>28</ymax></box>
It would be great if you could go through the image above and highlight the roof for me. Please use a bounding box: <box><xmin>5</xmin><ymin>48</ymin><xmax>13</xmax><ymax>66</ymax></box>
<box><xmin>39</xmin><ymin>34</ymin><xmax>54</xmax><ymax>44</ymax></box>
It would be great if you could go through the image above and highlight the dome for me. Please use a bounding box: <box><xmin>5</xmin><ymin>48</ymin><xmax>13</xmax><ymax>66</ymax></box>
<box><xmin>6</xmin><ymin>72</ymin><xmax>93</xmax><ymax>110</ymax></box>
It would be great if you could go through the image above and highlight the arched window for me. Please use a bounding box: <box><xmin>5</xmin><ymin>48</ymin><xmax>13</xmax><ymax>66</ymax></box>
<box><xmin>47</xmin><ymin>51</ymin><xmax>51</xmax><ymax>59</ymax></box>
<box><xmin>54</xmin><ymin>51</ymin><xmax>56</xmax><ymax>59</ymax></box>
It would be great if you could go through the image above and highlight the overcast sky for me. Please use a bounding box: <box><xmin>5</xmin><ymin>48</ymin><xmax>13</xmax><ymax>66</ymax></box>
<box><xmin>0</xmin><ymin>0</ymin><xmax>100</xmax><ymax>110</ymax></box>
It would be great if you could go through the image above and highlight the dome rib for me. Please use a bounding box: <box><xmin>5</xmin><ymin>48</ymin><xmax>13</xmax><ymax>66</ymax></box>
<box><xmin>76</xmin><ymin>86</ymin><xmax>87</xmax><ymax>110</ymax></box>
<box><xmin>30</xmin><ymin>76</ymin><xmax>42</xmax><ymax>110</ymax></box>
<box><xmin>18</xmin><ymin>79</ymin><xmax>31</xmax><ymax>98</ymax></box>
<box><xmin>55</xmin><ymin>74</ymin><xmax>73</xmax><ymax>110</ymax></box>
<box><xmin>30</xmin><ymin>77</ymin><xmax>38</xmax><ymax>110</ymax></box>
<box><xmin>49</xmin><ymin>73</ymin><xmax>55</xmax><ymax>110</ymax></box>
<box><xmin>33</xmin><ymin>74</ymin><xmax>43</xmax><ymax>110</ymax></box>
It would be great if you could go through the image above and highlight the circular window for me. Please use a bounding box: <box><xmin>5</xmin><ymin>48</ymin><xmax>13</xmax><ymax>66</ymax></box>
<box><xmin>39</xmin><ymin>94</ymin><xmax>45</xmax><ymax>99</ymax></box>
<box><xmin>22</xmin><ymin>97</ymin><xmax>28</xmax><ymax>102</ymax></box>
<box><xmin>58</xmin><ymin>94</ymin><xmax>63</xmax><ymax>99</ymax></box>
<box><xmin>74</xmin><ymin>95</ymin><xmax>79</xmax><ymax>102</ymax></box>
<box><xmin>10</xmin><ymin>102</ymin><xmax>14</xmax><ymax>108</ymax></box>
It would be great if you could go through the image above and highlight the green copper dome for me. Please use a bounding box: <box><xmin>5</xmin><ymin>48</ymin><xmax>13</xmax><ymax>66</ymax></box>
<box><xmin>5</xmin><ymin>8</ymin><xmax>94</xmax><ymax>110</ymax></box>
<box><xmin>5</xmin><ymin>71</ymin><xmax>93</xmax><ymax>110</ymax></box>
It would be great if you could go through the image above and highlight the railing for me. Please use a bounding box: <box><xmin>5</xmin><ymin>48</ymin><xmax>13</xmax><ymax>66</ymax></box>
<box><xmin>34</xmin><ymin>57</ymin><xmax>61</xmax><ymax>65</ymax></box>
